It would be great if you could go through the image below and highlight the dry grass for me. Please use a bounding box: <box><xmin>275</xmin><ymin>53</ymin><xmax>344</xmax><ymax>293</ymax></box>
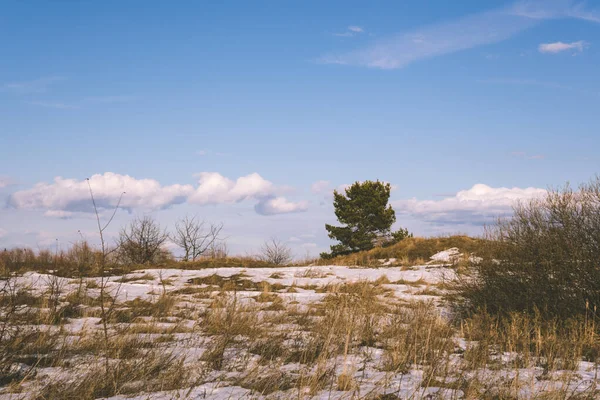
<box><xmin>460</xmin><ymin>311</ymin><xmax>600</xmax><ymax>372</ymax></box>
<box><xmin>236</xmin><ymin>368</ymin><xmax>297</xmax><ymax>395</ymax></box>
<box><xmin>113</xmin><ymin>272</ymin><xmax>155</xmax><ymax>283</ymax></box>
<box><xmin>36</xmin><ymin>349</ymin><xmax>188</xmax><ymax>399</ymax></box>
<box><xmin>319</xmin><ymin>235</ymin><xmax>486</xmax><ymax>267</ymax></box>
<box><xmin>2</xmin><ymin>259</ymin><xmax>600</xmax><ymax>399</ymax></box>
<box><xmin>380</xmin><ymin>301</ymin><xmax>455</xmax><ymax>374</ymax></box>
<box><xmin>169</xmin><ymin>256</ymin><xmax>279</xmax><ymax>270</ymax></box>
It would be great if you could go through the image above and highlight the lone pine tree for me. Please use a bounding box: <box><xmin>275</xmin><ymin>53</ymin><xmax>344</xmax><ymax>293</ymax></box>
<box><xmin>321</xmin><ymin>180</ymin><xmax>397</xmax><ymax>258</ymax></box>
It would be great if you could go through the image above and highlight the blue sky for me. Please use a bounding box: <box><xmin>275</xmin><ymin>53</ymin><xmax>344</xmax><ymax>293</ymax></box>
<box><xmin>1</xmin><ymin>0</ymin><xmax>599</xmax><ymax>256</ymax></box>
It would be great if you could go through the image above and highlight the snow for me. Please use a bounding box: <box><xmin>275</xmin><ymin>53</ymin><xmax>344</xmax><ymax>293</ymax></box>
<box><xmin>429</xmin><ymin>247</ymin><xmax>462</xmax><ymax>264</ymax></box>
<box><xmin>6</xmin><ymin>265</ymin><xmax>450</xmax><ymax>304</ymax></box>
<box><xmin>3</xmin><ymin>259</ymin><xmax>599</xmax><ymax>399</ymax></box>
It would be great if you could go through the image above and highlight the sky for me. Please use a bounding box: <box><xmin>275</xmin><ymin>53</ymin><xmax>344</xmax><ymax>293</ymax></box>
<box><xmin>1</xmin><ymin>0</ymin><xmax>599</xmax><ymax>257</ymax></box>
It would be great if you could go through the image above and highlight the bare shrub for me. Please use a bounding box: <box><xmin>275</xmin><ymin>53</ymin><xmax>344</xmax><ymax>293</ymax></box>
<box><xmin>0</xmin><ymin>248</ymin><xmax>37</xmax><ymax>273</ymax></box>
<box><xmin>455</xmin><ymin>176</ymin><xmax>600</xmax><ymax>320</ymax></box>
<box><xmin>259</xmin><ymin>238</ymin><xmax>292</xmax><ymax>266</ymax></box>
<box><xmin>117</xmin><ymin>216</ymin><xmax>169</xmax><ymax>265</ymax></box>
<box><xmin>207</xmin><ymin>240</ymin><xmax>229</xmax><ymax>259</ymax></box>
<box><xmin>42</xmin><ymin>274</ymin><xmax>67</xmax><ymax>324</ymax></box>
<box><xmin>67</xmin><ymin>240</ymin><xmax>98</xmax><ymax>277</ymax></box>
<box><xmin>171</xmin><ymin>215</ymin><xmax>223</xmax><ymax>261</ymax></box>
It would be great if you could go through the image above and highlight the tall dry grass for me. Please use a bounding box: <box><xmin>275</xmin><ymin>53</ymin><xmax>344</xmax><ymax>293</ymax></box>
<box><xmin>318</xmin><ymin>235</ymin><xmax>486</xmax><ymax>267</ymax></box>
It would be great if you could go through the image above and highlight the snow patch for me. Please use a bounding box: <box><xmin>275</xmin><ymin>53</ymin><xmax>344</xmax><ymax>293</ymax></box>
<box><xmin>429</xmin><ymin>248</ymin><xmax>462</xmax><ymax>264</ymax></box>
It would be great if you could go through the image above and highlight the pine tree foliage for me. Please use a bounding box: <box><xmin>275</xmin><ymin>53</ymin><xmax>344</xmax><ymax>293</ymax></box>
<box><xmin>322</xmin><ymin>180</ymin><xmax>397</xmax><ymax>258</ymax></box>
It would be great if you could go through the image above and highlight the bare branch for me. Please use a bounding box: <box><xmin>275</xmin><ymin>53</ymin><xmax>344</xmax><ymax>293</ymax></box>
<box><xmin>101</xmin><ymin>191</ymin><xmax>126</xmax><ymax>233</ymax></box>
<box><xmin>259</xmin><ymin>238</ymin><xmax>292</xmax><ymax>266</ymax></box>
<box><xmin>117</xmin><ymin>216</ymin><xmax>169</xmax><ymax>265</ymax></box>
<box><xmin>171</xmin><ymin>215</ymin><xmax>223</xmax><ymax>261</ymax></box>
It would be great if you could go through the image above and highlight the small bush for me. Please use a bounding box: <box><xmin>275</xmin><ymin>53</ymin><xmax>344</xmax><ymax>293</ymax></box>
<box><xmin>259</xmin><ymin>238</ymin><xmax>292</xmax><ymax>266</ymax></box>
<box><xmin>455</xmin><ymin>177</ymin><xmax>600</xmax><ymax>320</ymax></box>
<box><xmin>116</xmin><ymin>216</ymin><xmax>170</xmax><ymax>265</ymax></box>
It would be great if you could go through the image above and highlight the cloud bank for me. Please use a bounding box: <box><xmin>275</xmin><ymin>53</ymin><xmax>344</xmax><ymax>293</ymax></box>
<box><xmin>393</xmin><ymin>183</ymin><xmax>546</xmax><ymax>225</ymax></box>
<box><xmin>8</xmin><ymin>172</ymin><xmax>308</xmax><ymax>216</ymax></box>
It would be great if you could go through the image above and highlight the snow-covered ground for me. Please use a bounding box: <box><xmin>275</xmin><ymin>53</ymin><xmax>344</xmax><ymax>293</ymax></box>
<box><xmin>1</xmin><ymin>250</ymin><xmax>598</xmax><ymax>399</ymax></box>
<box><xmin>15</xmin><ymin>262</ymin><xmax>450</xmax><ymax>301</ymax></box>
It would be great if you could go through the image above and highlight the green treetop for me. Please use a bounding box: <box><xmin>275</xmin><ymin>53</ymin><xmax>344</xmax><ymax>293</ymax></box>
<box><xmin>322</xmin><ymin>180</ymin><xmax>398</xmax><ymax>258</ymax></box>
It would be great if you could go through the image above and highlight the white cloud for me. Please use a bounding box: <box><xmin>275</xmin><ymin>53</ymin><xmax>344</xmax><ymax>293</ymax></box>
<box><xmin>44</xmin><ymin>210</ymin><xmax>74</xmax><ymax>219</ymax></box>
<box><xmin>322</xmin><ymin>9</ymin><xmax>537</xmax><ymax>69</ymax></box>
<box><xmin>511</xmin><ymin>0</ymin><xmax>600</xmax><ymax>22</ymax></box>
<box><xmin>9</xmin><ymin>172</ymin><xmax>194</xmax><ymax>213</ymax></box>
<box><xmin>568</xmin><ymin>5</ymin><xmax>600</xmax><ymax>23</ymax></box>
<box><xmin>321</xmin><ymin>0</ymin><xmax>599</xmax><ymax>69</ymax></box>
<box><xmin>538</xmin><ymin>40</ymin><xmax>586</xmax><ymax>53</ymax></box>
<box><xmin>393</xmin><ymin>183</ymin><xmax>546</xmax><ymax>225</ymax></box>
<box><xmin>333</xmin><ymin>26</ymin><xmax>366</xmax><ymax>37</ymax></box>
<box><xmin>255</xmin><ymin>197</ymin><xmax>309</xmax><ymax>216</ymax></box>
<box><xmin>188</xmin><ymin>172</ymin><xmax>274</xmax><ymax>205</ymax></box>
<box><xmin>197</xmin><ymin>150</ymin><xmax>208</xmax><ymax>156</ymax></box>
<box><xmin>348</xmin><ymin>26</ymin><xmax>364</xmax><ymax>33</ymax></box>
<box><xmin>0</xmin><ymin>228</ymin><xmax>7</xmax><ymax>239</ymax></box>
<box><xmin>10</xmin><ymin>171</ymin><xmax>308</xmax><ymax>216</ymax></box>
<box><xmin>311</xmin><ymin>180</ymin><xmax>331</xmax><ymax>194</ymax></box>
